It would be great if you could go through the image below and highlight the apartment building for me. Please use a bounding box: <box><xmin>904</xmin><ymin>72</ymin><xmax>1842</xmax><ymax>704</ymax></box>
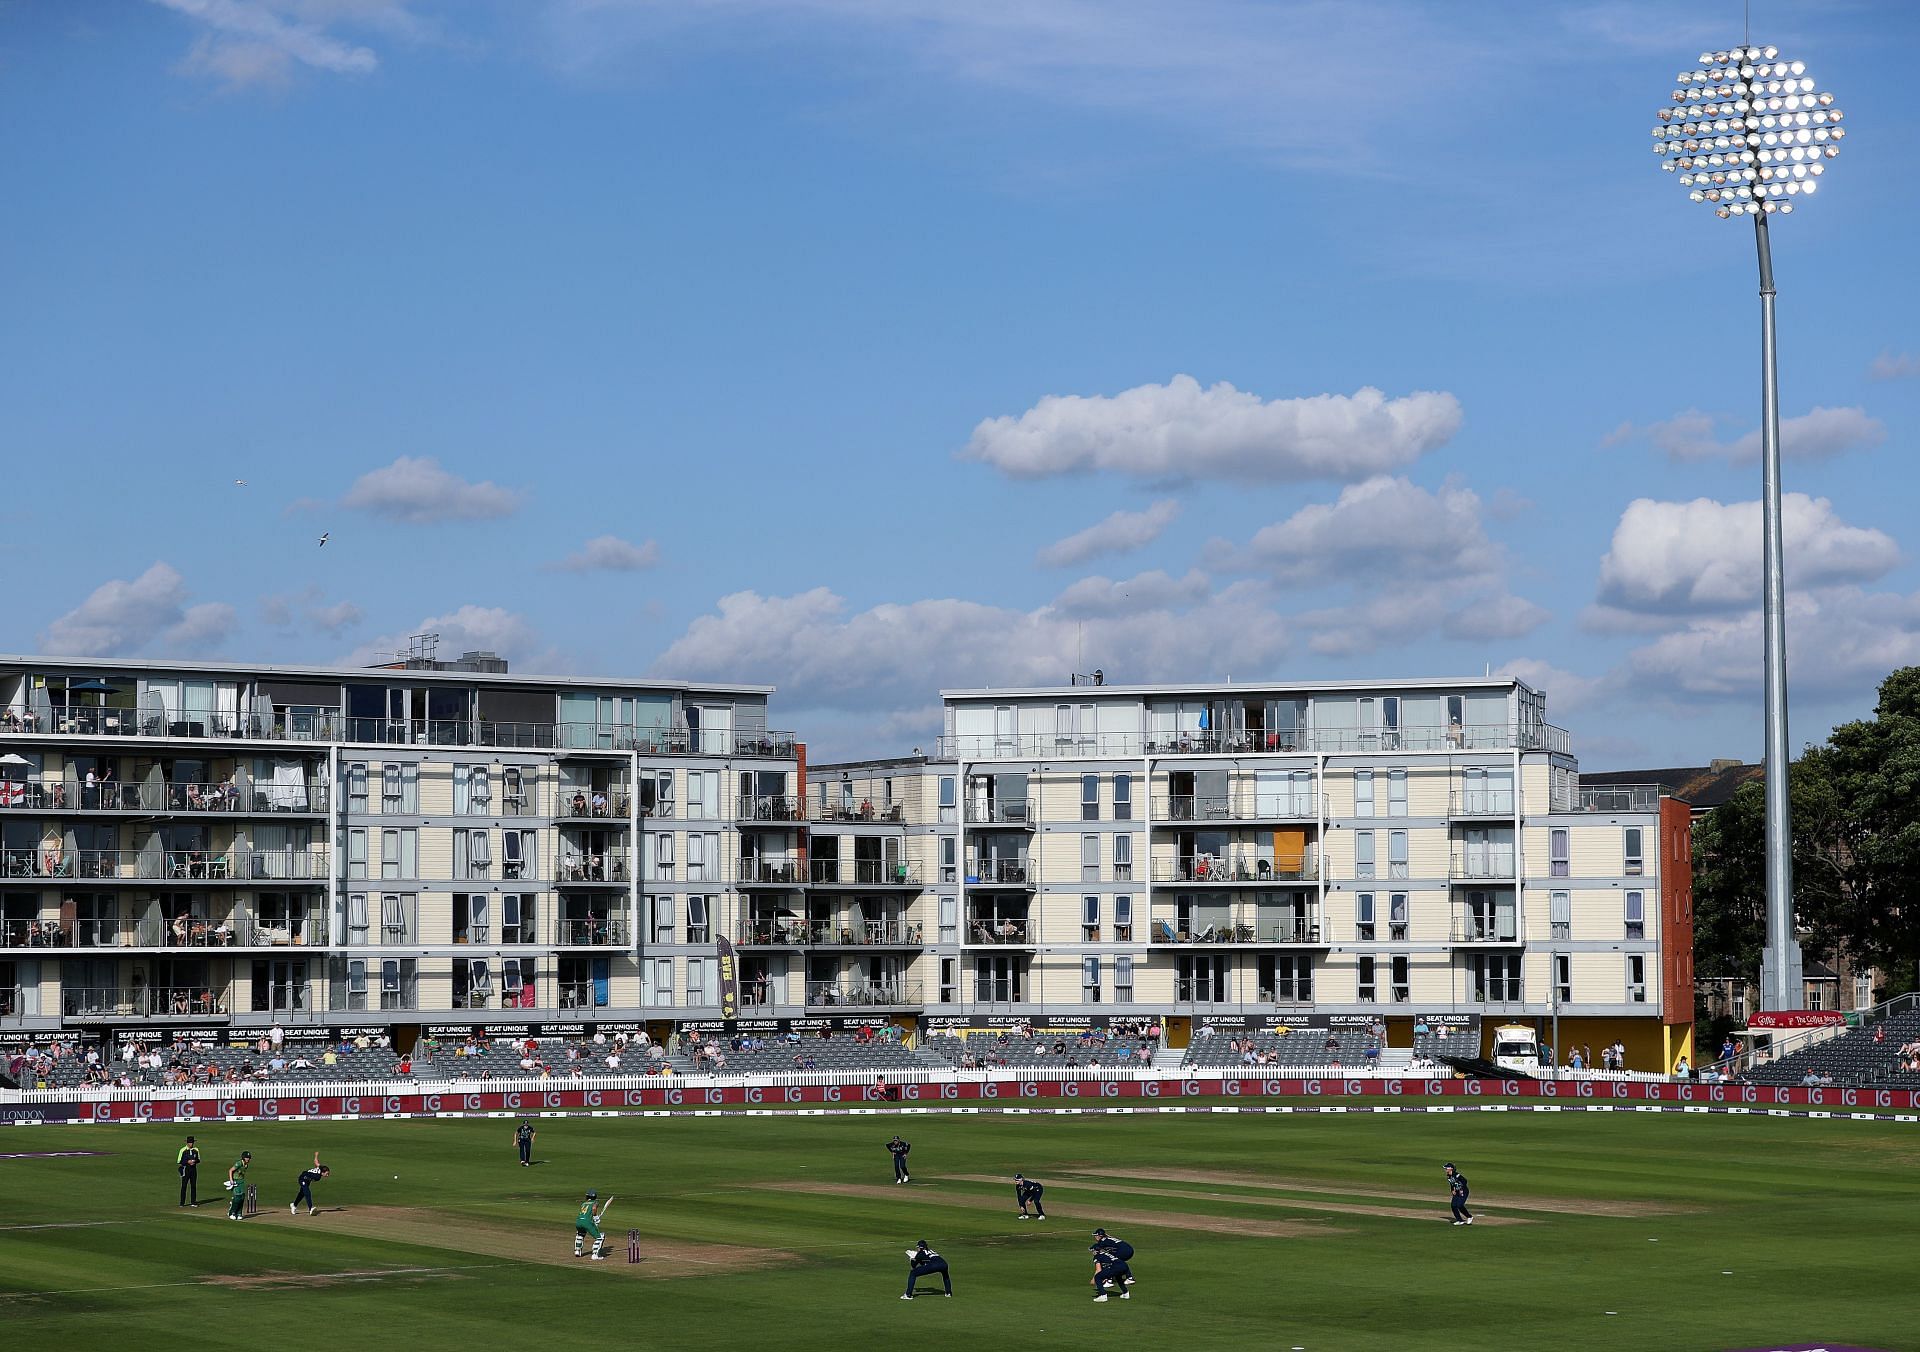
<box><xmin>918</xmin><ymin>678</ymin><xmax>1694</xmax><ymax>1067</ymax></box>
<box><xmin>0</xmin><ymin>654</ymin><xmax>800</xmax><ymax>1039</ymax></box>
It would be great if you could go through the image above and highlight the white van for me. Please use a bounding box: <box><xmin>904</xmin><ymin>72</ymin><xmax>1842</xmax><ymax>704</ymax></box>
<box><xmin>1490</xmin><ymin>1024</ymin><xmax>1542</xmax><ymax>1075</ymax></box>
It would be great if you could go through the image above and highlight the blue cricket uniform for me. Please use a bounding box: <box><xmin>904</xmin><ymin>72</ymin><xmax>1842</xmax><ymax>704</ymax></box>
<box><xmin>905</xmin><ymin>1245</ymin><xmax>951</xmax><ymax>1296</ymax></box>
<box><xmin>1448</xmin><ymin>1170</ymin><xmax>1473</xmax><ymax>1222</ymax></box>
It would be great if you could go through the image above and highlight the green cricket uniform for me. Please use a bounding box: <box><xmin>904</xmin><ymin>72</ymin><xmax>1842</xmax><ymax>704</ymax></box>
<box><xmin>576</xmin><ymin>1201</ymin><xmax>602</xmax><ymax>1238</ymax></box>
<box><xmin>227</xmin><ymin>1157</ymin><xmax>251</xmax><ymax>1218</ymax></box>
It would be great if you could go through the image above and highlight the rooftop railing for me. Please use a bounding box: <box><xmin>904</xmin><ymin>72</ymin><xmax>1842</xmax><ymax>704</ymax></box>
<box><xmin>940</xmin><ymin>722</ymin><xmax>1572</xmax><ymax>760</ymax></box>
<box><xmin>1575</xmin><ymin>784</ymin><xmax>1662</xmax><ymax>812</ymax></box>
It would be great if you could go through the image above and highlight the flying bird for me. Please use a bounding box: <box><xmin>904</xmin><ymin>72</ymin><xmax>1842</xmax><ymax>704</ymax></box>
<box><xmin>234</xmin><ymin>479</ymin><xmax>246</xmax><ymax>486</ymax></box>
<box><xmin>318</xmin><ymin>533</ymin><xmax>329</xmax><ymax>548</ymax></box>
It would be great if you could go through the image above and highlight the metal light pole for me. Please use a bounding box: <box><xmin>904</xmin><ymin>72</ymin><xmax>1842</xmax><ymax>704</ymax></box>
<box><xmin>1653</xmin><ymin>43</ymin><xmax>1845</xmax><ymax>1011</ymax></box>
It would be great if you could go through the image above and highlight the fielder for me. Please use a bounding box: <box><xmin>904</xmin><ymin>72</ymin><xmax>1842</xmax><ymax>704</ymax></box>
<box><xmin>575</xmin><ymin>1189</ymin><xmax>610</xmax><ymax>1260</ymax></box>
<box><xmin>290</xmin><ymin>1152</ymin><xmax>330</xmax><ymax>1216</ymax></box>
<box><xmin>886</xmin><ymin>1134</ymin><xmax>911</xmax><ymax>1184</ymax></box>
<box><xmin>1444</xmin><ymin>1163</ymin><xmax>1474</xmax><ymax>1225</ymax></box>
<box><xmin>176</xmin><ymin>1135</ymin><xmax>201</xmax><ymax>1208</ymax></box>
<box><xmin>225</xmin><ymin>1150</ymin><xmax>253</xmax><ymax>1220</ymax></box>
<box><xmin>1013</xmin><ymin>1173</ymin><xmax>1046</xmax><ymax>1220</ymax></box>
<box><xmin>515</xmin><ymin>1119</ymin><xmax>536</xmax><ymax>1167</ymax></box>
<box><xmin>1089</xmin><ymin>1228</ymin><xmax>1136</xmax><ymax>1293</ymax></box>
<box><xmin>901</xmin><ymin>1239</ymin><xmax>951</xmax><ymax>1299</ymax></box>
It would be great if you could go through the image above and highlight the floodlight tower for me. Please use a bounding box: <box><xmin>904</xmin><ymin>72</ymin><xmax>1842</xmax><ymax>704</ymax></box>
<box><xmin>1652</xmin><ymin>44</ymin><xmax>1846</xmax><ymax>1011</ymax></box>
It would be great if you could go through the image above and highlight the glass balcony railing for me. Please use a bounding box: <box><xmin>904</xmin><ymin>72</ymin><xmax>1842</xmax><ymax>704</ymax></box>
<box><xmin>805</xmin><ymin>980</ymin><xmax>921</xmax><ymax>1007</ymax></box>
<box><xmin>939</xmin><ymin>722</ymin><xmax>1571</xmax><ymax>759</ymax></box>
<box><xmin>965</xmin><ymin>915</ymin><xmax>1033</xmax><ymax>945</ymax></box>
<box><xmin>809</xmin><ymin>860</ymin><xmax>921</xmax><ymax>886</ymax></box>
<box><xmin>1155</xmin><ymin>793</ymin><xmax>1321</xmax><ymax>822</ymax></box>
<box><xmin>1148</xmin><ymin>908</ymin><xmax>1323</xmax><ymax>944</ymax></box>
<box><xmin>1</xmin><ymin>848</ymin><xmax>328</xmax><ymax>881</ymax></box>
<box><xmin>1151</xmin><ymin>856</ymin><xmax>1317</xmax><ymax>883</ymax></box>
<box><xmin>0</xmin><ymin>780</ymin><xmax>327</xmax><ymax>814</ymax></box>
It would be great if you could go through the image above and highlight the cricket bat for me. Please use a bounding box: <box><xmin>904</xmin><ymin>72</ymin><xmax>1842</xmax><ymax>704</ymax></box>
<box><xmin>596</xmin><ymin>1196</ymin><xmax>615</xmax><ymax>1225</ymax></box>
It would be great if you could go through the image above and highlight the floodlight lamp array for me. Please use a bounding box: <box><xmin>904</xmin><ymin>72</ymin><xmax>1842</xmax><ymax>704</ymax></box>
<box><xmin>1652</xmin><ymin>44</ymin><xmax>1844</xmax><ymax>217</ymax></box>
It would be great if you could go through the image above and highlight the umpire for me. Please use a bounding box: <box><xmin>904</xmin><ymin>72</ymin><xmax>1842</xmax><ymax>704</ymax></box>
<box><xmin>177</xmin><ymin>1135</ymin><xmax>201</xmax><ymax>1207</ymax></box>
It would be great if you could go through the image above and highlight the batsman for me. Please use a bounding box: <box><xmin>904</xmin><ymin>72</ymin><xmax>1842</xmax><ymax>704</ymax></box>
<box><xmin>574</xmin><ymin>1189</ymin><xmax>612</xmax><ymax>1260</ymax></box>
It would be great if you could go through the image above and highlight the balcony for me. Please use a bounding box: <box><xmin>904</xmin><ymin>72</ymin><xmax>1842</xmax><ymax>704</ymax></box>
<box><xmin>1575</xmin><ymin>784</ymin><xmax>1661</xmax><ymax>812</ymax></box>
<box><xmin>965</xmin><ymin>915</ymin><xmax>1033</xmax><ymax>945</ymax></box>
<box><xmin>556</xmin><ymin>790</ymin><xmax>631</xmax><ymax>821</ymax></box>
<box><xmin>963</xmin><ymin>799</ymin><xmax>1033</xmax><ymax>827</ymax></box>
<box><xmin>555</xmin><ymin>723</ymin><xmax>798</xmax><ymax>758</ymax></box>
<box><xmin>1450</xmin><ymin>919</ymin><xmax>1521</xmax><ymax>944</ymax></box>
<box><xmin>738</xmin><ymin>794</ymin><xmax>806</xmax><ymax>824</ymax></box>
<box><xmin>1148</xmin><ymin>907</ymin><xmax>1323</xmax><ymax>945</ymax></box>
<box><xmin>1449</xmin><ymin>848</ymin><xmax>1517</xmax><ymax>881</ymax></box>
<box><xmin>813</xmin><ymin>799</ymin><xmax>907</xmax><ymax>825</ymax></box>
<box><xmin>558</xmin><ymin>856</ymin><xmax>630</xmax><ymax>885</ymax></box>
<box><xmin>1155</xmin><ymin>793</ymin><xmax>1321</xmax><ymax>823</ymax></box>
<box><xmin>1</xmin><ymin>848</ymin><xmax>329</xmax><ymax>882</ymax></box>
<box><xmin>557</xmin><ymin>917</ymin><xmax>632</xmax><ymax>946</ymax></box>
<box><xmin>810</xmin><ymin>860</ymin><xmax>921</xmax><ymax>887</ymax></box>
<box><xmin>1151</xmin><ymin>856</ymin><xmax>1318</xmax><ymax>884</ymax></box>
<box><xmin>62</xmin><ymin>987</ymin><xmax>231</xmax><ymax>1021</ymax></box>
<box><xmin>0</xmin><ymin>915</ymin><xmax>326</xmax><ymax>949</ymax></box>
<box><xmin>965</xmin><ymin>859</ymin><xmax>1032</xmax><ymax>887</ymax></box>
<box><xmin>937</xmin><ymin>721</ymin><xmax>1573</xmax><ymax>760</ymax></box>
<box><xmin>1450</xmin><ymin>790</ymin><xmax>1516</xmax><ymax>818</ymax></box>
<box><xmin>805</xmin><ymin>979</ymin><xmax>922</xmax><ymax>1008</ymax></box>
<box><xmin>0</xmin><ymin>779</ymin><xmax>328</xmax><ymax>815</ymax></box>
<box><xmin>736</xmin><ymin>858</ymin><xmax>806</xmax><ymax>886</ymax></box>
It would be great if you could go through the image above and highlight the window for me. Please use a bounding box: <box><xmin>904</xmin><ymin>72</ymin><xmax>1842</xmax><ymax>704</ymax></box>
<box><xmin>939</xmin><ymin>836</ymin><xmax>957</xmax><ymax>883</ymax></box>
<box><xmin>1391</xmin><ymin>954</ymin><xmax>1410</xmax><ymax>1003</ymax></box>
<box><xmin>1082</xmin><ymin>956</ymin><xmax>1102</xmax><ymax>1003</ymax></box>
<box><xmin>1624</xmin><ymin>827</ymin><xmax>1644</xmax><ymax>876</ymax></box>
<box><xmin>1389</xmin><ymin>892</ymin><xmax>1409</xmax><ymax>941</ymax></box>
<box><xmin>938</xmin><ymin>776</ymin><xmax>956</xmax><ymax>824</ymax></box>
<box><xmin>502</xmin><ymin>894</ymin><xmax>533</xmax><ymax>944</ymax></box>
<box><xmin>650</xmin><ymin>833</ymin><xmax>674</xmax><ymax>881</ymax></box>
<box><xmin>940</xmin><ymin>957</ymin><xmax>957</xmax><ymax>1004</ymax></box>
<box><xmin>503</xmin><ymin>957</ymin><xmax>536</xmax><ymax>1007</ymax></box>
<box><xmin>652</xmin><ymin>895</ymin><xmax>675</xmax><ymax>945</ymax></box>
<box><xmin>347</xmin><ymin>829</ymin><xmax>367</xmax><ymax>879</ymax></box>
<box><xmin>686</xmin><ymin>832</ymin><xmax>712</xmax><ymax>882</ymax></box>
<box><xmin>502</xmin><ymin>829</ymin><xmax>530</xmax><ymax>880</ymax></box>
<box><xmin>1551</xmin><ymin>891</ymin><xmax>1571</xmax><ymax>940</ymax></box>
<box><xmin>1628</xmin><ymin>954</ymin><xmax>1647</xmax><ymax>1003</ymax></box>
<box><xmin>975</xmin><ymin>955</ymin><xmax>1022</xmax><ymax>1003</ymax></box>
<box><xmin>1080</xmin><ymin>833</ymin><xmax>1100</xmax><ymax>882</ymax></box>
<box><xmin>454</xmin><ymin>893</ymin><xmax>490</xmax><ymax>944</ymax></box>
<box><xmin>346</xmin><ymin>893</ymin><xmax>369</xmax><ymax>944</ymax></box>
<box><xmin>1356</xmin><ymin>892</ymin><xmax>1375</xmax><ymax>941</ymax></box>
<box><xmin>503</xmin><ymin>767</ymin><xmax>527</xmax><ymax>814</ymax></box>
<box><xmin>1115</xmin><ymin>955</ymin><xmax>1134</xmax><ymax>1003</ymax></box>
<box><xmin>380</xmin><ymin>894</ymin><xmax>415</xmax><ymax>943</ymax></box>
<box><xmin>1555</xmin><ymin>954</ymin><xmax>1572</xmax><ymax>1005</ymax></box>
<box><xmin>378</xmin><ymin>958</ymin><xmax>417</xmax><ymax>1010</ymax></box>
<box><xmin>1114</xmin><ymin>774</ymin><xmax>1132</xmax><ymax>821</ymax></box>
<box><xmin>462</xmin><ymin>766</ymin><xmax>492</xmax><ymax>815</ymax></box>
<box><xmin>1625</xmin><ymin>891</ymin><xmax>1645</xmax><ymax>940</ymax></box>
<box><xmin>939</xmin><ymin>895</ymin><xmax>957</xmax><ymax>944</ymax></box>
<box><xmin>380</xmin><ymin>828</ymin><xmax>416</xmax><ymax>880</ymax></box>
<box><xmin>1358</xmin><ymin>955</ymin><xmax>1377</xmax><ymax>1002</ymax></box>
<box><xmin>686</xmin><ymin>895</ymin><xmax>710</xmax><ymax>943</ymax></box>
<box><xmin>651</xmin><ymin>958</ymin><xmax>674</xmax><ymax>1006</ymax></box>
<box><xmin>1113</xmin><ymin>833</ymin><xmax>1133</xmax><ymax>881</ymax></box>
<box><xmin>456</xmin><ymin>829</ymin><xmax>491</xmax><ymax>880</ymax></box>
<box><xmin>1388</xmin><ymin>770</ymin><xmax>1406</xmax><ymax>817</ymax></box>
<box><xmin>1805</xmin><ymin>981</ymin><xmax>1825</xmax><ymax>1011</ymax></box>
<box><xmin>1082</xmin><ymin>774</ymin><xmax>1100</xmax><ymax>821</ymax></box>
<box><xmin>1273</xmin><ymin>955</ymin><xmax>1312</xmax><ymax>1002</ymax></box>
<box><xmin>687</xmin><ymin>770</ymin><xmax>714</xmax><ymax>820</ymax></box>
<box><xmin>381</xmin><ymin>763</ymin><xmax>417</xmax><ymax>814</ymax></box>
<box><xmin>346</xmin><ymin>763</ymin><xmax>368</xmax><ymax>813</ymax></box>
<box><xmin>1355</xmin><ymin>771</ymin><xmax>1374</xmax><ymax>818</ymax></box>
<box><xmin>1115</xmin><ymin>894</ymin><xmax>1133</xmax><ymax>942</ymax></box>
<box><xmin>687</xmin><ymin>958</ymin><xmax>709</xmax><ymax>1005</ymax></box>
<box><xmin>1468</xmin><ymin>953</ymin><xmax>1522</xmax><ymax>1002</ymax></box>
<box><xmin>1388</xmin><ymin>830</ymin><xmax>1408</xmax><ymax>879</ymax></box>
<box><xmin>1082</xmin><ymin>895</ymin><xmax>1101</xmax><ymax>942</ymax></box>
<box><xmin>1355</xmin><ymin>831</ymin><xmax>1375</xmax><ymax>880</ymax></box>
<box><xmin>1550</xmin><ymin>828</ymin><xmax>1569</xmax><ymax>877</ymax></box>
<box><xmin>344</xmin><ymin>959</ymin><xmax>368</xmax><ymax>1010</ymax></box>
<box><xmin>650</xmin><ymin>772</ymin><xmax>675</xmax><ymax>819</ymax></box>
<box><xmin>1174</xmin><ymin>954</ymin><xmax>1228</xmax><ymax>1003</ymax></box>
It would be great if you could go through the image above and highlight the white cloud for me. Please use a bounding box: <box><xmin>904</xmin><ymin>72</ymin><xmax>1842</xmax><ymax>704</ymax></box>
<box><xmin>963</xmin><ymin>377</ymin><xmax>1461</xmax><ymax>483</ymax></box>
<box><xmin>1036</xmin><ymin>499</ymin><xmax>1179</xmax><ymax>568</ymax></box>
<box><xmin>1625</xmin><ymin>587</ymin><xmax>1920</xmax><ymax>700</ymax></box>
<box><xmin>1594</xmin><ymin>494</ymin><xmax>1900</xmax><ymax>619</ymax></box>
<box><xmin>1240</xmin><ymin>476</ymin><xmax>1499</xmax><ymax>583</ymax></box>
<box><xmin>1870</xmin><ymin>351</ymin><xmax>1920</xmax><ymax>381</ymax></box>
<box><xmin>1051</xmin><ymin>569</ymin><xmax>1211</xmax><ymax>618</ymax></box>
<box><xmin>652</xmin><ymin>582</ymin><xmax>1288</xmax><ymax>717</ymax></box>
<box><xmin>338</xmin><ymin>456</ymin><xmax>524</xmax><ymax>524</ymax></box>
<box><xmin>152</xmin><ymin>0</ymin><xmax>399</xmax><ymax>87</ymax></box>
<box><xmin>260</xmin><ymin>588</ymin><xmax>364</xmax><ymax>636</ymax></box>
<box><xmin>1446</xmin><ymin>594</ymin><xmax>1552</xmax><ymax>642</ymax></box>
<box><xmin>1494</xmin><ymin>657</ymin><xmax>1615</xmax><ymax>713</ymax></box>
<box><xmin>1615</xmin><ymin>406</ymin><xmax>1886</xmax><ymax>463</ymax></box>
<box><xmin>342</xmin><ymin>605</ymin><xmax>554</xmax><ymax>669</ymax></box>
<box><xmin>548</xmin><ymin>534</ymin><xmax>662</xmax><ymax>573</ymax></box>
<box><xmin>40</xmin><ymin>563</ymin><xmax>236</xmax><ymax>658</ymax></box>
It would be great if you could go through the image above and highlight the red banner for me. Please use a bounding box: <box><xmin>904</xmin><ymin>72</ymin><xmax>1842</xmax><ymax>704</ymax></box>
<box><xmin>24</xmin><ymin>1075</ymin><xmax>1920</xmax><ymax>1124</ymax></box>
<box><xmin>1745</xmin><ymin>1011</ymin><xmax>1848</xmax><ymax>1029</ymax></box>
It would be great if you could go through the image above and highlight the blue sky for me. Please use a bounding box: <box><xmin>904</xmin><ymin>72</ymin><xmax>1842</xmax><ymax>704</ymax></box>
<box><xmin>2</xmin><ymin>0</ymin><xmax>1917</xmax><ymax>765</ymax></box>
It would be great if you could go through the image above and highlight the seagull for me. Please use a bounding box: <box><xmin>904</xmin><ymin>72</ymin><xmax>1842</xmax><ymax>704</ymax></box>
<box><xmin>318</xmin><ymin>533</ymin><xmax>329</xmax><ymax>547</ymax></box>
<box><xmin>234</xmin><ymin>479</ymin><xmax>246</xmax><ymax>486</ymax></box>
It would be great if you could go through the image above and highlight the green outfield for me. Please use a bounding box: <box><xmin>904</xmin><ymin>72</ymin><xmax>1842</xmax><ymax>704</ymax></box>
<box><xmin>3</xmin><ymin>1108</ymin><xmax>1916</xmax><ymax>1351</ymax></box>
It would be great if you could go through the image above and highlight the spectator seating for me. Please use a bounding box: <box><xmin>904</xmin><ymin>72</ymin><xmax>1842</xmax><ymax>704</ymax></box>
<box><xmin>923</xmin><ymin>1031</ymin><xmax>1155</xmax><ymax>1070</ymax></box>
<box><xmin>1742</xmin><ymin>1010</ymin><xmax>1920</xmax><ymax>1086</ymax></box>
<box><xmin>687</xmin><ymin>1035</ymin><xmax>939</xmax><ymax>1076</ymax></box>
<box><xmin>1184</xmin><ymin>1028</ymin><xmax>1379</xmax><ymax>1070</ymax></box>
<box><xmin>1411</xmin><ymin>1022</ymin><xmax>1480</xmax><ymax>1062</ymax></box>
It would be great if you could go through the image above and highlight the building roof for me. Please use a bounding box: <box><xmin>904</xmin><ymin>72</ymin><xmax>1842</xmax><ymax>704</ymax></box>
<box><xmin>0</xmin><ymin>653</ymin><xmax>774</xmax><ymax>697</ymax></box>
<box><xmin>1580</xmin><ymin>762</ymin><xmax>1763</xmax><ymax>812</ymax></box>
<box><xmin>940</xmin><ymin>675</ymin><xmax>1531</xmax><ymax>700</ymax></box>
